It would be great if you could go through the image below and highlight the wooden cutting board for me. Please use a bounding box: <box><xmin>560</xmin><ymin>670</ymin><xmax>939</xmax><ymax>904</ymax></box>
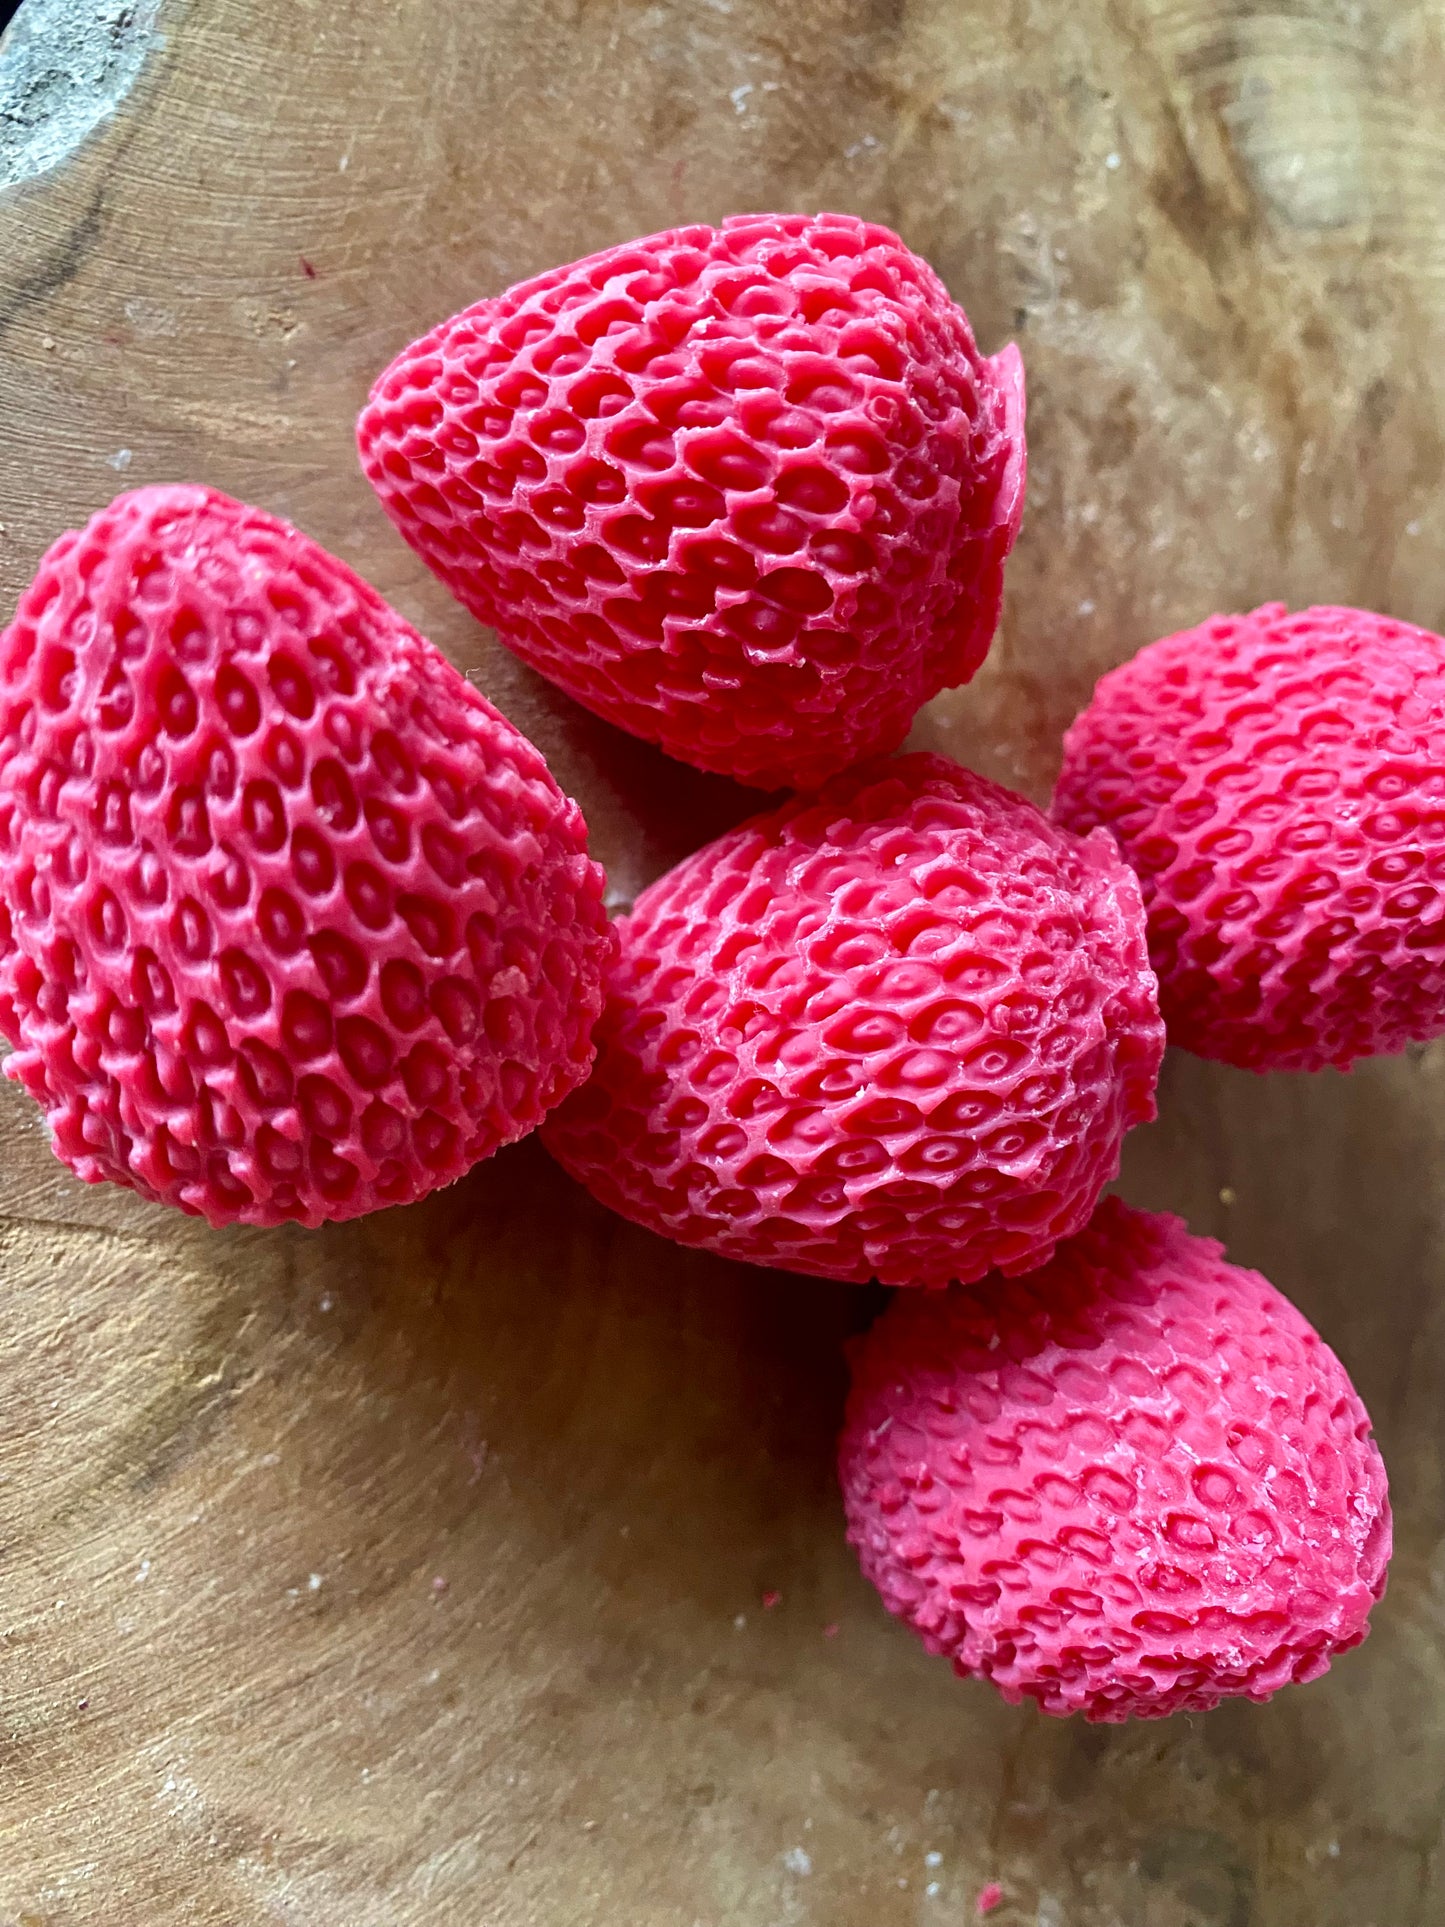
<box><xmin>1</xmin><ymin>1</ymin><xmax>1443</xmax><ymax>1920</ymax></box>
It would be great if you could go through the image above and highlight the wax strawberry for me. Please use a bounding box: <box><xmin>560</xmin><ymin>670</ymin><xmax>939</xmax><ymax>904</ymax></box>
<box><xmin>1053</xmin><ymin>603</ymin><xmax>1445</xmax><ymax>1070</ymax></box>
<box><xmin>0</xmin><ymin>485</ymin><xmax>613</xmax><ymax>1226</ymax></box>
<box><xmin>839</xmin><ymin>1196</ymin><xmax>1391</xmax><ymax>1720</ymax></box>
<box><xmin>358</xmin><ymin>212</ymin><xmax>1025</xmax><ymax>790</ymax></box>
<box><xmin>544</xmin><ymin>753</ymin><xmax>1162</xmax><ymax>1286</ymax></box>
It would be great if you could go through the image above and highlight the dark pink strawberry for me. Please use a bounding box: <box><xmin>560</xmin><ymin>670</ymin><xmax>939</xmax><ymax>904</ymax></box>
<box><xmin>359</xmin><ymin>212</ymin><xmax>1024</xmax><ymax>790</ymax></box>
<box><xmin>0</xmin><ymin>485</ymin><xmax>614</xmax><ymax>1226</ymax></box>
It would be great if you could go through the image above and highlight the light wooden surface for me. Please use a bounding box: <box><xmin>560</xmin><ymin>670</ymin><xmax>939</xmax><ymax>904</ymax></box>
<box><xmin>2</xmin><ymin>1</ymin><xmax>1444</xmax><ymax>1921</ymax></box>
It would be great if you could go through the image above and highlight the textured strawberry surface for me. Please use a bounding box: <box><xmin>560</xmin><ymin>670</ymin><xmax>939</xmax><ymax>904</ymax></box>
<box><xmin>1053</xmin><ymin>603</ymin><xmax>1445</xmax><ymax>1070</ymax></box>
<box><xmin>544</xmin><ymin>754</ymin><xmax>1162</xmax><ymax>1286</ymax></box>
<box><xmin>840</xmin><ymin>1196</ymin><xmax>1391</xmax><ymax>1721</ymax></box>
<box><xmin>0</xmin><ymin>485</ymin><xmax>614</xmax><ymax>1226</ymax></box>
<box><xmin>358</xmin><ymin>212</ymin><xmax>1025</xmax><ymax>790</ymax></box>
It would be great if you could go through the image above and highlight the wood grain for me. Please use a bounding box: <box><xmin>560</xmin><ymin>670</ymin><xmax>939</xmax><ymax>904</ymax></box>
<box><xmin>1</xmin><ymin>1</ymin><xmax>1444</xmax><ymax>1920</ymax></box>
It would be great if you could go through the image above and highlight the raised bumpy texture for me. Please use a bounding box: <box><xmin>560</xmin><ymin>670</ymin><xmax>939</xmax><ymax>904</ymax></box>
<box><xmin>1053</xmin><ymin>603</ymin><xmax>1445</xmax><ymax>1070</ymax></box>
<box><xmin>544</xmin><ymin>755</ymin><xmax>1163</xmax><ymax>1286</ymax></box>
<box><xmin>840</xmin><ymin>1196</ymin><xmax>1391</xmax><ymax>1721</ymax></box>
<box><xmin>357</xmin><ymin>212</ymin><xmax>1025</xmax><ymax>791</ymax></box>
<box><xmin>0</xmin><ymin>485</ymin><xmax>614</xmax><ymax>1226</ymax></box>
